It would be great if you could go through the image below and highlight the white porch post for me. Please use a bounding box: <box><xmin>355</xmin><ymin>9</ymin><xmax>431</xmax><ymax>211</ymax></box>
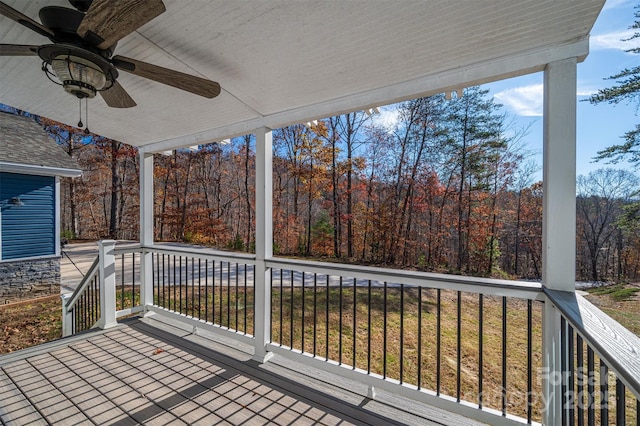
<box><xmin>542</xmin><ymin>58</ymin><xmax>577</xmax><ymax>292</ymax></box>
<box><xmin>97</xmin><ymin>239</ymin><xmax>118</xmax><ymax>329</ymax></box>
<box><xmin>140</xmin><ymin>152</ymin><xmax>155</xmax><ymax>311</ymax></box>
<box><xmin>60</xmin><ymin>293</ymin><xmax>73</xmax><ymax>337</ymax></box>
<box><xmin>541</xmin><ymin>58</ymin><xmax>577</xmax><ymax>425</ymax></box>
<box><xmin>254</xmin><ymin>127</ymin><xmax>274</xmax><ymax>363</ymax></box>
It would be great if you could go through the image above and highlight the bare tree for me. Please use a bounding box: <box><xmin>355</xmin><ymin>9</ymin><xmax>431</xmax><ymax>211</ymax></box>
<box><xmin>576</xmin><ymin>168</ymin><xmax>639</xmax><ymax>282</ymax></box>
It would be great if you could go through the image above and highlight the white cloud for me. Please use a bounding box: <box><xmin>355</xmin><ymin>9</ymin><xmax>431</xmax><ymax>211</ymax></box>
<box><xmin>494</xmin><ymin>84</ymin><xmax>544</xmax><ymax>117</ymax></box>
<box><xmin>494</xmin><ymin>83</ymin><xmax>598</xmax><ymax>117</ymax></box>
<box><xmin>591</xmin><ymin>29</ymin><xmax>640</xmax><ymax>52</ymax></box>
<box><xmin>372</xmin><ymin>106</ymin><xmax>400</xmax><ymax>131</ymax></box>
<box><xmin>577</xmin><ymin>87</ymin><xmax>598</xmax><ymax>97</ymax></box>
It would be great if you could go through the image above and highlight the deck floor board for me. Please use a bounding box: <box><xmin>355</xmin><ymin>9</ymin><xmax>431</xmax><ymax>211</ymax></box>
<box><xmin>0</xmin><ymin>317</ymin><xmax>483</xmax><ymax>425</ymax></box>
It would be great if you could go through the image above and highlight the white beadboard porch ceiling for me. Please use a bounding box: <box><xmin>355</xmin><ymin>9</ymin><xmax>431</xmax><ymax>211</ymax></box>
<box><xmin>0</xmin><ymin>0</ymin><xmax>605</xmax><ymax>152</ymax></box>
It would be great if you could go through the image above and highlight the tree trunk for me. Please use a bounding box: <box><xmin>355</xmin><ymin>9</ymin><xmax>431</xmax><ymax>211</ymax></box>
<box><xmin>180</xmin><ymin>156</ymin><xmax>193</xmax><ymax>240</ymax></box>
<box><xmin>616</xmin><ymin>228</ymin><xmax>623</xmax><ymax>282</ymax></box>
<box><xmin>514</xmin><ymin>189</ymin><xmax>522</xmax><ymax>276</ymax></box>
<box><xmin>109</xmin><ymin>140</ymin><xmax>119</xmax><ymax>239</ymax></box>
<box><xmin>487</xmin><ymin>189</ymin><xmax>499</xmax><ymax>276</ymax></box>
<box><xmin>158</xmin><ymin>157</ymin><xmax>172</xmax><ymax>240</ymax></box>
<box><xmin>456</xmin><ymin>125</ymin><xmax>468</xmax><ymax>272</ymax></box>
<box><xmin>244</xmin><ymin>136</ymin><xmax>253</xmax><ymax>251</ymax></box>
<box><xmin>346</xmin><ymin>114</ymin><xmax>354</xmax><ymax>258</ymax></box>
<box><xmin>306</xmin><ymin>156</ymin><xmax>314</xmax><ymax>256</ymax></box>
<box><xmin>330</xmin><ymin>118</ymin><xmax>341</xmax><ymax>258</ymax></box>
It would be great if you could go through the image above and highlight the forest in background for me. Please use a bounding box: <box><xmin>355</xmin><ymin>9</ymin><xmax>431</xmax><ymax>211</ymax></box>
<box><xmin>13</xmin><ymin>86</ymin><xmax>639</xmax><ymax>283</ymax></box>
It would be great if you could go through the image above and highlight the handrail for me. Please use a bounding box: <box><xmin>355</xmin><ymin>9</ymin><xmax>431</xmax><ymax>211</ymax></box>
<box><xmin>146</xmin><ymin>244</ymin><xmax>257</xmax><ymax>265</ymax></box>
<box><xmin>64</xmin><ymin>256</ymin><xmax>99</xmax><ymax>309</ymax></box>
<box><xmin>545</xmin><ymin>288</ymin><xmax>640</xmax><ymax>400</ymax></box>
<box><xmin>268</xmin><ymin>257</ymin><xmax>543</xmax><ymax>300</ymax></box>
<box><xmin>139</xmin><ymin>246</ymin><xmax>540</xmax><ymax>300</ymax></box>
<box><xmin>113</xmin><ymin>244</ymin><xmax>142</xmax><ymax>255</ymax></box>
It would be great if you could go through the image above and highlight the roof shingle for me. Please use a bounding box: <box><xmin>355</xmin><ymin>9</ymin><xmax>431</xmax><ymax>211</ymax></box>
<box><xmin>0</xmin><ymin>112</ymin><xmax>80</xmax><ymax>172</ymax></box>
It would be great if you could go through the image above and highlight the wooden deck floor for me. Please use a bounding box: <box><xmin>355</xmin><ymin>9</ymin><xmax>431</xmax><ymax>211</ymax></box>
<box><xmin>0</xmin><ymin>317</ymin><xmax>482</xmax><ymax>426</ymax></box>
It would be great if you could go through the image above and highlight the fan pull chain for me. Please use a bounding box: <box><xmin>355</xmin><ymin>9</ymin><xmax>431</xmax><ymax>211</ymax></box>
<box><xmin>77</xmin><ymin>98</ymin><xmax>83</xmax><ymax>128</ymax></box>
<box><xmin>84</xmin><ymin>98</ymin><xmax>90</xmax><ymax>134</ymax></box>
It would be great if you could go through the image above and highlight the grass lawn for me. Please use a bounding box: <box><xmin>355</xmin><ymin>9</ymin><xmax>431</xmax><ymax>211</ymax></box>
<box><xmin>584</xmin><ymin>283</ymin><xmax>640</xmax><ymax>336</ymax></box>
<box><xmin>0</xmin><ymin>295</ymin><xmax>62</xmax><ymax>355</ymax></box>
<box><xmin>270</xmin><ymin>286</ymin><xmax>544</xmax><ymax>417</ymax></box>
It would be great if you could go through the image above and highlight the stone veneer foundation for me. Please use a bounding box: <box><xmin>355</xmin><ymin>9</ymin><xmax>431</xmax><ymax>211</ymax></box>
<box><xmin>0</xmin><ymin>257</ymin><xmax>60</xmax><ymax>304</ymax></box>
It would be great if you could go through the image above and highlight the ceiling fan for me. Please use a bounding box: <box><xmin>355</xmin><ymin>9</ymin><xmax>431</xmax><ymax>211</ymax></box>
<box><xmin>0</xmin><ymin>0</ymin><xmax>221</xmax><ymax>108</ymax></box>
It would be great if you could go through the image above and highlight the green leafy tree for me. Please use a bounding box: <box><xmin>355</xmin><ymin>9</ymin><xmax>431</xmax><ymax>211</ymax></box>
<box><xmin>588</xmin><ymin>6</ymin><xmax>640</xmax><ymax>259</ymax></box>
<box><xmin>589</xmin><ymin>5</ymin><xmax>640</xmax><ymax>167</ymax></box>
<box><xmin>442</xmin><ymin>87</ymin><xmax>506</xmax><ymax>273</ymax></box>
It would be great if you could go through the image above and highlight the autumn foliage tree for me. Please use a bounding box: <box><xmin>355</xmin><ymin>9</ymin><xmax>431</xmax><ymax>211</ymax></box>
<box><xmin>14</xmin><ymin>82</ymin><xmax>639</xmax><ymax>284</ymax></box>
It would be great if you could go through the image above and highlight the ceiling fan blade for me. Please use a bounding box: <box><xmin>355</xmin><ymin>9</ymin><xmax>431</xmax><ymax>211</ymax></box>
<box><xmin>112</xmin><ymin>56</ymin><xmax>221</xmax><ymax>99</ymax></box>
<box><xmin>77</xmin><ymin>0</ymin><xmax>166</xmax><ymax>49</ymax></box>
<box><xmin>0</xmin><ymin>44</ymin><xmax>39</xmax><ymax>56</ymax></box>
<box><xmin>0</xmin><ymin>1</ymin><xmax>54</xmax><ymax>39</ymax></box>
<box><xmin>100</xmin><ymin>81</ymin><xmax>137</xmax><ymax>108</ymax></box>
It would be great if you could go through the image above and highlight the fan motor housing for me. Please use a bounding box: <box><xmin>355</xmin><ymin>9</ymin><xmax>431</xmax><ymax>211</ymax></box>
<box><xmin>38</xmin><ymin>6</ymin><xmax>115</xmax><ymax>57</ymax></box>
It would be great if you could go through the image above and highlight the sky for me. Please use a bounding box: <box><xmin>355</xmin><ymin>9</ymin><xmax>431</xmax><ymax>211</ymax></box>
<box><xmin>373</xmin><ymin>0</ymin><xmax>640</xmax><ymax>181</ymax></box>
<box><xmin>486</xmin><ymin>0</ymin><xmax>640</xmax><ymax>179</ymax></box>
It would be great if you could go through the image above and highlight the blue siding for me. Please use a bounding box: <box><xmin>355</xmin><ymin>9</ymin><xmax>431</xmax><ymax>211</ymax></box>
<box><xmin>0</xmin><ymin>172</ymin><xmax>55</xmax><ymax>260</ymax></box>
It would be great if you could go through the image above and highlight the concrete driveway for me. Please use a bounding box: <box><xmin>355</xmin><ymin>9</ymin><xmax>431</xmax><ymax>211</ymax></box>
<box><xmin>60</xmin><ymin>241</ymin><xmax>99</xmax><ymax>294</ymax></box>
<box><xmin>60</xmin><ymin>241</ymin><xmax>407</xmax><ymax>296</ymax></box>
<box><xmin>60</xmin><ymin>241</ymin><xmax>138</xmax><ymax>294</ymax></box>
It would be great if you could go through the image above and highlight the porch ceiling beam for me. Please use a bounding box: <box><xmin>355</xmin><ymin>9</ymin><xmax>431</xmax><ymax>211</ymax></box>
<box><xmin>140</xmin><ymin>38</ymin><xmax>588</xmax><ymax>154</ymax></box>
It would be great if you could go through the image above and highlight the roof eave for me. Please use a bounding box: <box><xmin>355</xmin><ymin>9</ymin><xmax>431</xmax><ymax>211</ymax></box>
<box><xmin>0</xmin><ymin>162</ymin><xmax>83</xmax><ymax>178</ymax></box>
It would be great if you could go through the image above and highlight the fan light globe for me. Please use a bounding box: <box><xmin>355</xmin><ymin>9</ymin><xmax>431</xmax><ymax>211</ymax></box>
<box><xmin>51</xmin><ymin>55</ymin><xmax>107</xmax><ymax>99</ymax></box>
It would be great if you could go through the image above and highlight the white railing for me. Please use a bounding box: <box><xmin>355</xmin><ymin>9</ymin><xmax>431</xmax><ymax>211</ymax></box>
<box><xmin>65</xmin><ymin>241</ymin><xmax>639</xmax><ymax>425</ymax></box>
<box><xmin>266</xmin><ymin>257</ymin><xmax>544</xmax><ymax>425</ymax></box>
<box><xmin>61</xmin><ymin>241</ymin><xmax>144</xmax><ymax>336</ymax></box>
<box><xmin>145</xmin><ymin>245</ymin><xmax>257</xmax><ymax>347</ymax></box>
<box><xmin>545</xmin><ymin>289</ymin><xmax>640</xmax><ymax>425</ymax></box>
<box><xmin>61</xmin><ymin>256</ymin><xmax>99</xmax><ymax>336</ymax></box>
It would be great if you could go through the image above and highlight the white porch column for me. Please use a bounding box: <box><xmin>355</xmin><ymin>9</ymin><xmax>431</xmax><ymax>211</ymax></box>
<box><xmin>140</xmin><ymin>152</ymin><xmax>154</xmax><ymax>311</ymax></box>
<box><xmin>542</xmin><ymin>58</ymin><xmax>577</xmax><ymax>291</ymax></box>
<box><xmin>541</xmin><ymin>58</ymin><xmax>577</xmax><ymax>426</ymax></box>
<box><xmin>254</xmin><ymin>127</ymin><xmax>274</xmax><ymax>363</ymax></box>
<box><xmin>97</xmin><ymin>239</ymin><xmax>118</xmax><ymax>329</ymax></box>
